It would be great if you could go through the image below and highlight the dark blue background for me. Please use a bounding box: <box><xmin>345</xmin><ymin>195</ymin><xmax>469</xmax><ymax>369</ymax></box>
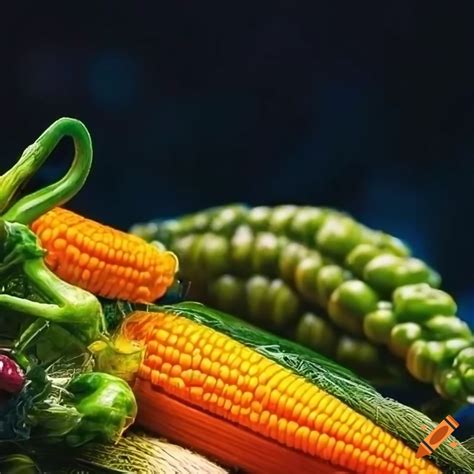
<box><xmin>2</xmin><ymin>4</ymin><xmax>473</xmax><ymax>322</ymax></box>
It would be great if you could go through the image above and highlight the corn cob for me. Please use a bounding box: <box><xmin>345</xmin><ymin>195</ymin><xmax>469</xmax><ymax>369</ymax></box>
<box><xmin>31</xmin><ymin>207</ymin><xmax>178</xmax><ymax>303</ymax></box>
<box><xmin>132</xmin><ymin>206</ymin><xmax>474</xmax><ymax>403</ymax></box>
<box><xmin>121</xmin><ymin>303</ymin><xmax>473</xmax><ymax>473</ymax></box>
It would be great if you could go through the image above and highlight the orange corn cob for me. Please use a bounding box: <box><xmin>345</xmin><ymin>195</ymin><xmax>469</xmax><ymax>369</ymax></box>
<box><xmin>124</xmin><ymin>311</ymin><xmax>440</xmax><ymax>474</ymax></box>
<box><xmin>31</xmin><ymin>207</ymin><xmax>178</xmax><ymax>302</ymax></box>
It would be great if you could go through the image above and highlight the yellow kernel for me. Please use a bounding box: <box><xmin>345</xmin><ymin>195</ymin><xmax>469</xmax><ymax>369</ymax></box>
<box><xmin>41</xmin><ymin>228</ymin><xmax>52</xmax><ymax>242</ymax></box>
<box><xmin>155</xmin><ymin>329</ymin><xmax>169</xmax><ymax>342</ymax></box>
<box><xmin>203</xmin><ymin>392</ymin><xmax>219</xmax><ymax>405</ymax></box>
<box><xmin>190</xmin><ymin>387</ymin><xmax>203</xmax><ymax>399</ymax></box>
<box><xmin>241</xmin><ymin>392</ymin><xmax>253</xmax><ymax>407</ymax></box>
<box><xmin>359</xmin><ymin>449</ymin><xmax>370</xmax><ymax>468</ymax></box>
<box><xmin>249</xmin><ymin>412</ymin><xmax>259</xmax><ymax>424</ymax></box>
<box><xmin>170</xmin><ymin>365</ymin><xmax>181</xmax><ymax>377</ymax></box>
<box><xmin>175</xmin><ymin>336</ymin><xmax>187</xmax><ymax>351</ymax></box>
<box><xmin>210</xmin><ymin>361</ymin><xmax>221</xmax><ymax>377</ymax></box>
<box><xmin>147</xmin><ymin>354</ymin><xmax>163</xmax><ymax>370</ymax></box>
<box><xmin>219</xmin><ymin>365</ymin><xmax>230</xmax><ymax>381</ymax></box>
<box><xmin>161</xmin><ymin>362</ymin><xmax>172</xmax><ymax>375</ymax></box>
<box><xmin>322</xmin><ymin>416</ymin><xmax>334</xmax><ymax>435</ymax></box>
<box><xmin>191</xmin><ymin>354</ymin><xmax>202</xmax><ymax>370</ymax></box>
<box><xmin>183</xmin><ymin>342</ymin><xmax>194</xmax><ymax>354</ymax></box>
<box><xmin>79</xmin><ymin>253</ymin><xmax>89</xmax><ymax>267</ymax></box>
<box><xmin>233</xmin><ymin>390</ymin><xmax>242</xmax><ymax>405</ymax></box>
<box><xmin>266</xmin><ymin>390</ymin><xmax>281</xmax><ymax>411</ymax></box>
<box><xmin>53</xmin><ymin>238</ymin><xmax>66</xmax><ymax>250</ymax></box>
<box><xmin>308</xmin><ymin>431</ymin><xmax>319</xmax><ymax>456</ymax></box>
<box><xmin>245</xmin><ymin>376</ymin><xmax>259</xmax><ymax>392</ymax></box>
<box><xmin>268</xmin><ymin>413</ymin><xmax>279</xmax><ymax>438</ymax></box>
<box><xmin>200</xmin><ymin>358</ymin><xmax>212</xmax><ymax>373</ymax></box>
<box><xmin>231</xmin><ymin>405</ymin><xmax>240</xmax><ymax>417</ymax></box>
<box><xmin>179</xmin><ymin>353</ymin><xmax>192</xmax><ymax>369</ymax></box>
<box><xmin>204</xmin><ymin>375</ymin><xmax>217</xmax><ymax>392</ymax></box>
<box><xmin>278</xmin><ymin>373</ymin><xmax>298</xmax><ymax>394</ymax></box>
<box><xmin>294</xmin><ymin>402</ymin><xmax>307</xmax><ymax>423</ymax></box>
<box><xmin>240</xmin><ymin>360</ymin><xmax>251</xmax><ymax>373</ymax></box>
<box><xmin>228</xmin><ymin>368</ymin><xmax>240</xmax><ymax>384</ymax></box>
<box><xmin>286</xmin><ymin>420</ymin><xmax>298</xmax><ymax>448</ymax></box>
<box><xmin>259</xmin><ymin>410</ymin><xmax>270</xmax><ymax>426</ymax></box>
<box><xmin>277</xmin><ymin>418</ymin><xmax>288</xmax><ymax>444</ymax></box>
<box><xmin>169</xmin><ymin>377</ymin><xmax>185</xmax><ymax>390</ymax></box>
<box><xmin>295</xmin><ymin>426</ymin><xmax>310</xmax><ymax>452</ymax></box>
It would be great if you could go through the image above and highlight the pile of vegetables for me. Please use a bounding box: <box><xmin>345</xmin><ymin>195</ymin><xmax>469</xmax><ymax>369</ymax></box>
<box><xmin>0</xmin><ymin>117</ymin><xmax>472</xmax><ymax>473</ymax></box>
<box><xmin>131</xmin><ymin>204</ymin><xmax>474</xmax><ymax>405</ymax></box>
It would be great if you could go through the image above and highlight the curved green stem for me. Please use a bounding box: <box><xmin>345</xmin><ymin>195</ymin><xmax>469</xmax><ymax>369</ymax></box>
<box><xmin>0</xmin><ymin>117</ymin><xmax>92</xmax><ymax>225</ymax></box>
<box><xmin>0</xmin><ymin>257</ymin><xmax>105</xmax><ymax>344</ymax></box>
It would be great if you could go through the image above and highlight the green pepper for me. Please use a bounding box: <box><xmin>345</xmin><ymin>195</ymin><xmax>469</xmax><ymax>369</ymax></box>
<box><xmin>393</xmin><ymin>283</ymin><xmax>457</xmax><ymax>323</ymax></box>
<box><xmin>65</xmin><ymin>372</ymin><xmax>137</xmax><ymax>447</ymax></box>
<box><xmin>364</xmin><ymin>254</ymin><xmax>436</xmax><ymax>294</ymax></box>
<box><xmin>389</xmin><ymin>322</ymin><xmax>423</xmax><ymax>358</ymax></box>
<box><xmin>316</xmin><ymin>216</ymin><xmax>363</xmax><ymax>258</ymax></box>
<box><xmin>294</xmin><ymin>255</ymin><xmax>324</xmax><ymax>303</ymax></box>
<box><xmin>327</xmin><ymin>280</ymin><xmax>379</xmax><ymax>335</ymax></box>
<box><xmin>345</xmin><ymin>244</ymin><xmax>383</xmax><ymax>277</ymax></box>
<box><xmin>363</xmin><ymin>307</ymin><xmax>397</xmax><ymax>344</ymax></box>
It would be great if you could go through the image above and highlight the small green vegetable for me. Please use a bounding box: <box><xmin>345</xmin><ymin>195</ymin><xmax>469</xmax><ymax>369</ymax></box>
<box><xmin>65</xmin><ymin>372</ymin><xmax>137</xmax><ymax>447</ymax></box>
<box><xmin>316</xmin><ymin>216</ymin><xmax>363</xmax><ymax>258</ymax></box>
<box><xmin>363</xmin><ymin>307</ymin><xmax>397</xmax><ymax>344</ymax></box>
<box><xmin>393</xmin><ymin>284</ymin><xmax>457</xmax><ymax>323</ymax></box>
<box><xmin>364</xmin><ymin>255</ymin><xmax>436</xmax><ymax>295</ymax></box>
<box><xmin>328</xmin><ymin>280</ymin><xmax>378</xmax><ymax>335</ymax></box>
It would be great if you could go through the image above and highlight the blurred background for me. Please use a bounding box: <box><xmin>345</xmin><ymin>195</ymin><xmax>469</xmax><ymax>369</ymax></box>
<box><xmin>2</xmin><ymin>4</ymin><xmax>473</xmax><ymax>323</ymax></box>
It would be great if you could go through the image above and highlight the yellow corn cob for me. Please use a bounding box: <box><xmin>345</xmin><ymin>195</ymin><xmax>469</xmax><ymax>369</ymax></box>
<box><xmin>123</xmin><ymin>311</ymin><xmax>440</xmax><ymax>474</ymax></box>
<box><xmin>31</xmin><ymin>207</ymin><xmax>178</xmax><ymax>302</ymax></box>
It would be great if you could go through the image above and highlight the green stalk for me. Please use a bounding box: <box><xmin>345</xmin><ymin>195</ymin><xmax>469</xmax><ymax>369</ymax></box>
<box><xmin>0</xmin><ymin>117</ymin><xmax>92</xmax><ymax>224</ymax></box>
